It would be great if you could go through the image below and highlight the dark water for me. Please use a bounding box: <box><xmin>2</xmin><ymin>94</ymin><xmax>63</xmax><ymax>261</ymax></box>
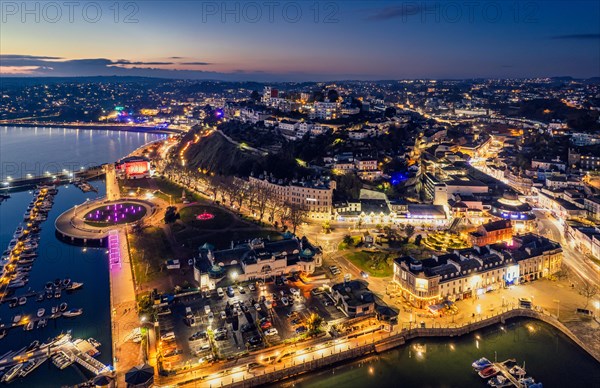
<box><xmin>0</xmin><ymin>126</ymin><xmax>165</xmax><ymax>179</ymax></box>
<box><xmin>0</xmin><ymin>127</ymin><xmax>162</xmax><ymax>386</ymax></box>
<box><xmin>274</xmin><ymin>320</ymin><xmax>600</xmax><ymax>388</ymax></box>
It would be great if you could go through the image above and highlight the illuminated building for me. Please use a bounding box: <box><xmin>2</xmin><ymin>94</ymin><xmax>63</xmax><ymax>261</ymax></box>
<box><xmin>469</xmin><ymin>219</ymin><xmax>513</xmax><ymax>246</ymax></box>
<box><xmin>115</xmin><ymin>156</ymin><xmax>151</xmax><ymax>179</ymax></box>
<box><xmin>490</xmin><ymin>190</ymin><xmax>535</xmax><ymax>231</ymax></box>
<box><xmin>393</xmin><ymin>245</ymin><xmax>519</xmax><ymax>308</ymax></box>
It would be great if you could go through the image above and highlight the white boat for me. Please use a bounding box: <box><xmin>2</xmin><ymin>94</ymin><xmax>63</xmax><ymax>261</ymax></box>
<box><xmin>18</xmin><ymin>297</ymin><xmax>27</xmax><ymax>305</ymax></box>
<box><xmin>12</xmin><ymin>315</ymin><xmax>22</xmax><ymax>323</ymax></box>
<box><xmin>1</xmin><ymin>363</ymin><xmax>23</xmax><ymax>383</ymax></box>
<box><xmin>37</xmin><ymin>308</ymin><xmax>45</xmax><ymax>317</ymax></box>
<box><xmin>65</xmin><ymin>282</ymin><xmax>83</xmax><ymax>291</ymax></box>
<box><xmin>24</xmin><ymin>321</ymin><xmax>34</xmax><ymax>331</ymax></box>
<box><xmin>59</xmin><ymin>302</ymin><xmax>68</xmax><ymax>312</ymax></box>
<box><xmin>62</xmin><ymin>308</ymin><xmax>82</xmax><ymax>318</ymax></box>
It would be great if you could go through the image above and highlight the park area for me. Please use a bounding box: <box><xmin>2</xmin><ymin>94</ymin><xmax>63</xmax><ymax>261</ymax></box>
<box><xmin>343</xmin><ymin>251</ymin><xmax>394</xmax><ymax>277</ymax></box>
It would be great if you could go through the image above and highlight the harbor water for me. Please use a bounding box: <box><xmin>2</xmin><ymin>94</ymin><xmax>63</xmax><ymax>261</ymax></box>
<box><xmin>0</xmin><ymin>127</ymin><xmax>161</xmax><ymax>386</ymax></box>
<box><xmin>275</xmin><ymin>318</ymin><xmax>600</xmax><ymax>388</ymax></box>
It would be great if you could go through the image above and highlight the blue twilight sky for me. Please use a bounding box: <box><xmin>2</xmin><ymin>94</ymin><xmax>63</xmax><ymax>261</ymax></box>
<box><xmin>1</xmin><ymin>1</ymin><xmax>599</xmax><ymax>80</ymax></box>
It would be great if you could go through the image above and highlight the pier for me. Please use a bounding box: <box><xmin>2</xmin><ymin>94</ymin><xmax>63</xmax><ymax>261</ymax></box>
<box><xmin>0</xmin><ymin>334</ymin><xmax>111</xmax><ymax>381</ymax></box>
<box><xmin>0</xmin><ymin>166</ymin><xmax>105</xmax><ymax>192</ymax></box>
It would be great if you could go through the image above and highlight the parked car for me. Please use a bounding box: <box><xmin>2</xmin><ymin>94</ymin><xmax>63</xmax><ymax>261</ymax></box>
<box><xmin>264</xmin><ymin>328</ymin><xmax>278</xmax><ymax>336</ymax></box>
<box><xmin>241</xmin><ymin>323</ymin><xmax>254</xmax><ymax>333</ymax></box>
<box><xmin>215</xmin><ymin>332</ymin><xmax>228</xmax><ymax>341</ymax></box>
<box><xmin>217</xmin><ymin>287</ymin><xmax>224</xmax><ymax>297</ymax></box>
<box><xmin>189</xmin><ymin>331</ymin><xmax>207</xmax><ymax>341</ymax></box>
<box><xmin>248</xmin><ymin>284</ymin><xmax>256</xmax><ymax>291</ymax></box>
<box><xmin>248</xmin><ymin>336</ymin><xmax>262</xmax><ymax>346</ymax></box>
<box><xmin>185</xmin><ymin>307</ymin><xmax>193</xmax><ymax>319</ymax></box>
<box><xmin>208</xmin><ymin>311</ymin><xmax>214</xmax><ymax>321</ymax></box>
<box><xmin>295</xmin><ymin>326</ymin><xmax>307</xmax><ymax>335</ymax></box>
<box><xmin>160</xmin><ymin>332</ymin><xmax>175</xmax><ymax>341</ymax></box>
<box><xmin>215</xmin><ymin>327</ymin><xmax>227</xmax><ymax>335</ymax></box>
<box><xmin>220</xmin><ymin>311</ymin><xmax>227</xmax><ymax>319</ymax></box>
<box><xmin>254</xmin><ymin>303</ymin><xmax>262</xmax><ymax>311</ymax></box>
<box><xmin>260</xmin><ymin>321</ymin><xmax>272</xmax><ymax>330</ymax></box>
<box><xmin>291</xmin><ymin>318</ymin><xmax>302</xmax><ymax>326</ymax></box>
<box><xmin>204</xmin><ymin>305</ymin><xmax>211</xmax><ymax>314</ymax></box>
<box><xmin>227</xmin><ymin>286</ymin><xmax>235</xmax><ymax>297</ymax></box>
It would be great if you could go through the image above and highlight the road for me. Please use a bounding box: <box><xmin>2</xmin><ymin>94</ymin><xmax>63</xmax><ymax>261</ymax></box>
<box><xmin>534</xmin><ymin>210</ymin><xmax>600</xmax><ymax>285</ymax></box>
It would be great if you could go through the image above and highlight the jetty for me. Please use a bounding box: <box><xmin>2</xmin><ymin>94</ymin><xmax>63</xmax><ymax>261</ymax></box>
<box><xmin>0</xmin><ymin>333</ymin><xmax>111</xmax><ymax>382</ymax></box>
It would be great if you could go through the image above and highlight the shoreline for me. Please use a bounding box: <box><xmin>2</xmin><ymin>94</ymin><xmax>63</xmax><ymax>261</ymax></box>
<box><xmin>1</xmin><ymin>122</ymin><xmax>180</xmax><ymax>134</ymax></box>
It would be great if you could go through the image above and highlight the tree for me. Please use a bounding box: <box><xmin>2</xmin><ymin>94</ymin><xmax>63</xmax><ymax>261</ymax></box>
<box><xmin>578</xmin><ymin>281</ymin><xmax>598</xmax><ymax>309</ymax></box>
<box><xmin>250</xmin><ymin>90</ymin><xmax>261</xmax><ymax>102</ymax></box>
<box><xmin>327</xmin><ymin>89</ymin><xmax>339</xmax><ymax>102</ymax></box>
<box><xmin>306</xmin><ymin>313</ymin><xmax>324</xmax><ymax>336</ymax></box>
<box><xmin>266</xmin><ymin>197</ymin><xmax>285</xmax><ymax>224</ymax></box>
<box><xmin>322</xmin><ymin>220</ymin><xmax>331</xmax><ymax>234</ymax></box>
<box><xmin>384</xmin><ymin>107</ymin><xmax>397</xmax><ymax>118</ymax></box>
<box><xmin>405</xmin><ymin>224</ymin><xmax>415</xmax><ymax>240</ymax></box>
<box><xmin>252</xmin><ymin>184</ymin><xmax>271</xmax><ymax>221</ymax></box>
<box><xmin>342</xmin><ymin>235</ymin><xmax>353</xmax><ymax>246</ymax></box>
<box><xmin>284</xmin><ymin>202</ymin><xmax>308</xmax><ymax>234</ymax></box>
<box><xmin>414</xmin><ymin>234</ymin><xmax>423</xmax><ymax>246</ymax></box>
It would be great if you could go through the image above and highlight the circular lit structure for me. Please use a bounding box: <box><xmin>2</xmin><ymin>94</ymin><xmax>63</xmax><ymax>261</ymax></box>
<box><xmin>84</xmin><ymin>202</ymin><xmax>147</xmax><ymax>225</ymax></box>
<box><xmin>491</xmin><ymin>190</ymin><xmax>535</xmax><ymax>221</ymax></box>
<box><xmin>196</xmin><ymin>212</ymin><xmax>215</xmax><ymax>221</ymax></box>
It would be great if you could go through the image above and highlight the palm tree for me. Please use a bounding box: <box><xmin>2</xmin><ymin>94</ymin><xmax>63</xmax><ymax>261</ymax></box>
<box><xmin>306</xmin><ymin>313</ymin><xmax>324</xmax><ymax>336</ymax></box>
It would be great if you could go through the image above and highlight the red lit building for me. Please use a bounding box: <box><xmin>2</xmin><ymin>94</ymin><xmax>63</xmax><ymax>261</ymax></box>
<box><xmin>116</xmin><ymin>156</ymin><xmax>151</xmax><ymax>179</ymax></box>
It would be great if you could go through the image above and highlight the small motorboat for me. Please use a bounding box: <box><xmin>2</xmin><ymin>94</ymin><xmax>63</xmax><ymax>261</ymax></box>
<box><xmin>59</xmin><ymin>302</ymin><xmax>68</xmax><ymax>312</ymax></box>
<box><xmin>37</xmin><ymin>318</ymin><xmax>47</xmax><ymax>328</ymax></box>
<box><xmin>488</xmin><ymin>375</ymin><xmax>511</xmax><ymax>387</ymax></box>
<box><xmin>66</xmin><ymin>282</ymin><xmax>83</xmax><ymax>291</ymax></box>
<box><xmin>45</xmin><ymin>282</ymin><xmax>53</xmax><ymax>290</ymax></box>
<box><xmin>18</xmin><ymin>296</ymin><xmax>27</xmax><ymax>305</ymax></box>
<box><xmin>37</xmin><ymin>308</ymin><xmax>45</xmax><ymax>317</ymax></box>
<box><xmin>518</xmin><ymin>377</ymin><xmax>536</xmax><ymax>387</ymax></box>
<box><xmin>24</xmin><ymin>321</ymin><xmax>34</xmax><ymax>331</ymax></box>
<box><xmin>36</xmin><ymin>293</ymin><xmax>44</xmax><ymax>302</ymax></box>
<box><xmin>62</xmin><ymin>278</ymin><xmax>71</xmax><ymax>287</ymax></box>
<box><xmin>53</xmin><ymin>279</ymin><xmax>61</xmax><ymax>287</ymax></box>
<box><xmin>472</xmin><ymin>357</ymin><xmax>492</xmax><ymax>370</ymax></box>
<box><xmin>509</xmin><ymin>365</ymin><xmax>526</xmax><ymax>376</ymax></box>
<box><xmin>62</xmin><ymin>308</ymin><xmax>83</xmax><ymax>318</ymax></box>
<box><xmin>54</xmin><ymin>289</ymin><xmax>61</xmax><ymax>299</ymax></box>
<box><xmin>51</xmin><ymin>306</ymin><xmax>58</xmax><ymax>314</ymax></box>
<box><xmin>0</xmin><ymin>329</ymin><xmax>7</xmax><ymax>339</ymax></box>
<box><xmin>479</xmin><ymin>366</ymin><xmax>500</xmax><ymax>379</ymax></box>
<box><xmin>25</xmin><ymin>340</ymin><xmax>40</xmax><ymax>351</ymax></box>
<box><xmin>1</xmin><ymin>364</ymin><xmax>23</xmax><ymax>383</ymax></box>
<box><xmin>46</xmin><ymin>292</ymin><xmax>53</xmax><ymax>299</ymax></box>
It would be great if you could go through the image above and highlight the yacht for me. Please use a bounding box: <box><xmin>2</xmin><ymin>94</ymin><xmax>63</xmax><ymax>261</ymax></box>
<box><xmin>24</xmin><ymin>321</ymin><xmax>34</xmax><ymax>331</ymax></box>
<box><xmin>1</xmin><ymin>364</ymin><xmax>23</xmax><ymax>383</ymax></box>
<box><xmin>37</xmin><ymin>308</ymin><xmax>45</xmax><ymax>317</ymax></box>
<box><xmin>62</xmin><ymin>308</ymin><xmax>83</xmax><ymax>318</ymax></box>
<box><xmin>51</xmin><ymin>306</ymin><xmax>58</xmax><ymax>314</ymax></box>
<box><xmin>65</xmin><ymin>282</ymin><xmax>83</xmax><ymax>291</ymax></box>
<box><xmin>18</xmin><ymin>297</ymin><xmax>27</xmax><ymax>305</ymax></box>
<box><xmin>59</xmin><ymin>302</ymin><xmax>68</xmax><ymax>312</ymax></box>
<box><xmin>12</xmin><ymin>315</ymin><xmax>22</xmax><ymax>323</ymax></box>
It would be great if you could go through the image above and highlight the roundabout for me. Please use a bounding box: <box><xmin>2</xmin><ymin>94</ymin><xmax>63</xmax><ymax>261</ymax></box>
<box><xmin>55</xmin><ymin>198</ymin><xmax>155</xmax><ymax>245</ymax></box>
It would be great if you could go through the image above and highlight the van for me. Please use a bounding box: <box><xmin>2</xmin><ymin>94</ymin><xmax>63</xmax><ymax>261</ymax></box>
<box><xmin>217</xmin><ymin>287</ymin><xmax>224</xmax><ymax>297</ymax></box>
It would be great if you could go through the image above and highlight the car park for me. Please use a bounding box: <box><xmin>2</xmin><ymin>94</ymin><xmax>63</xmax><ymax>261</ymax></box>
<box><xmin>264</xmin><ymin>328</ymin><xmax>278</xmax><ymax>336</ymax></box>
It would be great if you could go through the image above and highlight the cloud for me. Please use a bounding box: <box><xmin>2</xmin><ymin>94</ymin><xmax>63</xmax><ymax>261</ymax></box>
<box><xmin>169</xmin><ymin>56</ymin><xmax>184</xmax><ymax>59</ymax></box>
<box><xmin>363</xmin><ymin>4</ymin><xmax>429</xmax><ymax>21</ymax></box>
<box><xmin>549</xmin><ymin>33</ymin><xmax>600</xmax><ymax>40</ymax></box>
<box><xmin>180</xmin><ymin>62</ymin><xmax>212</xmax><ymax>66</ymax></box>
<box><xmin>112</xmin><ymin>59</ymin><xmax>174</xmax><ymax>65</ymax></box>
<box><xmin>0</xmin><ymin>54</ymin><xmax>63</xmax><ymax>60</ymax></box>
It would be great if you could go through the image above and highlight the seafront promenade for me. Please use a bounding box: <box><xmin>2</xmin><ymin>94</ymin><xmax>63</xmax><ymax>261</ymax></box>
<box><xmin>168</xmin><ymin>307</ymin><xmax>599</xmax><ymax>388</ymax></box>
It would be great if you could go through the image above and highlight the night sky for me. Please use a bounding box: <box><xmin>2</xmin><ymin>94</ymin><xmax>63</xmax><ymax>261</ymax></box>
<box><xmin>1</xmin><ymin>1</ymin><xmax>599</xmax><ymax>80</ymax></box>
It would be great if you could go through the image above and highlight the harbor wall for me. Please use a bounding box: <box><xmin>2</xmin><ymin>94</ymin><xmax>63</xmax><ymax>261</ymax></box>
<box><xmin>184</xmin><ymin>308</ymin><xmax>600</xmax><ymax>388</ymax></box>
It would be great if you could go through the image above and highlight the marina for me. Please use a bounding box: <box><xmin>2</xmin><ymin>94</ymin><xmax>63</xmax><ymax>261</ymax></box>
<box><xmin>0</xmin><ymin>333</ymin><xmax>111</xmax><ymax>383</ymax></box>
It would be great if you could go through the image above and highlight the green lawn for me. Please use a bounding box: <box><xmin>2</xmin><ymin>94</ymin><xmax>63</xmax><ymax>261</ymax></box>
<box><xmin>344</xmin><ymin>250</ymin><xmax>393</xmax><ymax>277</ymax></box>
<box><xmin>129</xmin><ymin>226</ymin><xmax>172</xmax><ymax>283</ymax></box>
<box><xmin>175</xmin><ymin>228</ymin><xmax>282</xmax><ymax>250</ymax></box>
<box><xmin>179</xmin><ymin>205</ymin><xmax>235</xmax><ymax>229</ymax></box>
